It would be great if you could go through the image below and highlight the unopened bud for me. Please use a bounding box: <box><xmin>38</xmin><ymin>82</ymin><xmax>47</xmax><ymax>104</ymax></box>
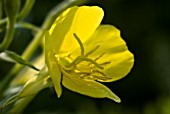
<box><xmin>4</xmin><ymin>0</ymin><xmax>20</xmax><ymax>19</ymax></box>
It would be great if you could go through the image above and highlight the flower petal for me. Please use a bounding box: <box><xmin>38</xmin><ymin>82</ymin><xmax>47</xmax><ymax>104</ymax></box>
<box><xmin>46</xmin><ymin>6</ymin><xmax>104</xmax><ymax>56</ymax></box>
<box><xmin>50</xmin><ymin>61</ymin><xmax>62</xmax><ymax>97</ymax></box>
<box><xmin>83</xmin><ymin>25</ymin><xmax>134</xmax><ymax>82</ymax></box>
<box><xmin>46</xmin><ymin>6</ymin><xmax>78</xmax><ymax>54</ymax></box>
<box><xmin>62</xmin><ymin>76</ymin><xmax>121</xmax><ymax>103</ymax></box>
<box><xmin>45</xmin><ymin>51</ymin><xmax>62</xmax><ymax>97</ymax></box>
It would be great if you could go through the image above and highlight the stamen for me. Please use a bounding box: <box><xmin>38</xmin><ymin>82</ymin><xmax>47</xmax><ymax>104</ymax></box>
<box><xmin>58</xmin><ymin>33</ymin><xmax>112</xmax><ymax>82</ymax></box>
<box><xmin>85</xmin><ymin>45</ymin><xmax>100</xmax><ymax>57</ymax></box>
<box><xmin>91</xmin><ymin>70</ymin><xmax>106</xmax><ymax>76</ymax></box>
<box><xmin>87</xmin><ymin>52</ymin><xmax>105</xmax><ymax>66</ymax></box>
<box><xmin>73</xmin><ymin>56</ymin><xmax>104</xmax><ymax>69</ymax></box>
<box><xmin>100</xmin><ymin>62</ymin><xmax>111</xmax><ymax>66</ymax></box>
<box><xmin>94</xmin><ymin>52</ymin><xmax>105</xmax><ymax>61</ymax></box>
<box><xmin>73</xmin><ymin>33</ymin><xmax>84</xmax><ymax>56</ymax></box>
<box><xmin>77</xmin><ymin>71</ymin><xmax>90</xmax><ymax>77</ymax></box>
<box><xmin>93</xmin><ymin>76</ymin><xmax>112</xmax><ymax>81</ymax></box>
<box><xmin>80</xmin><ymin>70</ymin><xmax>112</xmax><ymax>81</ymax></box>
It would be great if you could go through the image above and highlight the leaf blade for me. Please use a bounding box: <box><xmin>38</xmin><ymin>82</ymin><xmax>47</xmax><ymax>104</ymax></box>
<box><xmin>0</xmin><ymin>50</ymin><xmax>39</xmax><ymax>71</ymax></box>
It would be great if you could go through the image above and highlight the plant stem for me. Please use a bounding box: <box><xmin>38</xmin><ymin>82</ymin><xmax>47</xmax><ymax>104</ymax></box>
<box><xmin>0</xmin><ymin>0</ymin><xmax>3</xmax><ymax>19</ymax></box>
<box><xmin>15</xmin><ymin>22</ymin><xmax>40</xmax><ymax>32</ymax></box>
<box><xmin>17</xmin><ymin>0</ymin><xmax>35</xmax><ymax>22</ymax></box>
<box><xmin>0</xmin><ymin>0</ymin><xmax>20</xmax><ymax>51</ymax></box>
<box><xmin>0</xmin><ymin>17</ymin><xmax>16</xmax><ymax>51</ymax></box>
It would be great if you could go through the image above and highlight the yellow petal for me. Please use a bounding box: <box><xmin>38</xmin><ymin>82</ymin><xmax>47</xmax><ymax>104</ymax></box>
<box><xmin>46</xmin><ymin>6</ymin><xmax>104</xmax><ymax>56</ymax></box>
<box><xmin>46</xmin><ymin>6</ymin><xmax>78</xmax><ymax>54</ymax></box>
<box><xmin>50</xmin><ymin>61</ymin><xmax>62</xmax><ymax>97</ymax></box>
<box><xmin>83</xmin><ymin>25</ymin><xmax>134</xmax><ymax>82</ymax></box>
<box><xmin>45</xmin><ymin>51</ymin><xmax>62</xmax><ymax>97</ymax></box>
<box><xmin>62</xmin><ymin>76</ymin><xmax>121</xmax><ymax>103</ymax></box>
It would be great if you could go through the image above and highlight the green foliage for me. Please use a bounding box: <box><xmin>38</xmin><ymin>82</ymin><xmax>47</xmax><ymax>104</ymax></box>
<box><xmin>0</xmin><ymin>50</ymin><xmax>39</xmax><ymax>70</ymax></box>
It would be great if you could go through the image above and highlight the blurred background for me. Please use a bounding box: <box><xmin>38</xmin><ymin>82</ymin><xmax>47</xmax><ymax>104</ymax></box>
<box><xmin>1</xmin><ymin>0</ymin><xmax>170</xmax><ymax>114</ymax></box>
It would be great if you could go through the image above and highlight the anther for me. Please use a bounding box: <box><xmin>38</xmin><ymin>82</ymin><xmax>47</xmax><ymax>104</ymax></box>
<box><xmin>100</xmin><ymin>61</ymin><xmax>111</xmax><ymax>66</ymax></box>
<box><xmin>87</xmin><ymin>52</ymin><xmax>106</xmax><ymax>66</ymax></box>
<box><xmin>91</xmin><ymin>70</ymin><xmax>106</xmax><ymax>76</ymax></box>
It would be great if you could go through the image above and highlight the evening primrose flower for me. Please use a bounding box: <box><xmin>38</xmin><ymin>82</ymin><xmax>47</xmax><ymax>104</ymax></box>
<box><xmin>45</xmin><ymin>6</ymin><xmax>134</xmax><ymax>102</ymax></box>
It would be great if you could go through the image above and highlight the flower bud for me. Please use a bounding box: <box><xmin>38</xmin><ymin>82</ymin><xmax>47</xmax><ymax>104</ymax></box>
<box><xmin>4</xmin><ymin>0</ymin><xmax>20</xmax><ymax>19</ymax></box>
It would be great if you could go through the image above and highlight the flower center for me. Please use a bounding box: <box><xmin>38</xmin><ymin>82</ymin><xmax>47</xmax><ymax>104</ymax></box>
<box><xmin>56</xmin><ymin>33</ymin><xmax>111</xmax><ymax>81</ymax></box>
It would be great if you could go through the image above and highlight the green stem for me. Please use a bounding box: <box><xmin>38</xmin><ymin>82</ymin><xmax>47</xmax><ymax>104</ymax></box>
<box><xmin>0</xmin><ymin>19</ymin><xmax>6</xmax><ymax>30</ymax></box>
<box><xmin>17</xmin><ymin>0</ymin><xmax>35</xmax><ymax>22</ymax></box>
<box><xmin>0</xmin><ymin>0</ymin><xmax>20</xmax><ymax>51</ymax></box>
<box><xmin>0</xmin><ymin>0</ymin><xmax>88</xmax><ymax>97</ymax></box>
<box><xmin>16</xmin><ymin>22</ymin><xmax>40</xmax><ymax>32</ymax></box>
<box><xmin>0</xmin><ymin>18</ymin><xmax>16</xmax><ymax>52</ymax></box>
<box><xmin>0</xmin><ymin>15</ymin><xmax>16</xmax><ymax>51</ymax></box>
<box><xmin>0</xmin><ymin>0</ymin><xmax>3</xmax><ymax>19</ymax></box>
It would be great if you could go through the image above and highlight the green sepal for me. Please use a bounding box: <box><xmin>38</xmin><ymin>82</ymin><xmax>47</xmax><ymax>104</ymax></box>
<box><xmin>0</xmin><ymin>66</ymin><xmax>52</xmax><ymax>111</ymax></box>
<box><xmin>4</xmin><ymin>0</ymin><xmax>20</xmax><ymax>19</ymax></box>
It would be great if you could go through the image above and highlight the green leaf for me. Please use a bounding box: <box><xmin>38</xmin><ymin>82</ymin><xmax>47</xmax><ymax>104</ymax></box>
<box><xmin>0</xmin><ymin>50</ymin><xmax>39</xmax><ymax>71</ymax></box>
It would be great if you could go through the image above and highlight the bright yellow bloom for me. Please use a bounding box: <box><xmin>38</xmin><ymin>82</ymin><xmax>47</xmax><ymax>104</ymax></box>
<box><xmin>45</xmin><ymin>6</ymin><xmax>134</xmax><ymax>102</ymax></box>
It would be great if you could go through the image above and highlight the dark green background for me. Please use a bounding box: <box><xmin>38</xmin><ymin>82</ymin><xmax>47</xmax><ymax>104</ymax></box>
<box><xmin>1</xmin><ymin>0</ymin><xmax>170</xmax><ymax>113</ymax></box>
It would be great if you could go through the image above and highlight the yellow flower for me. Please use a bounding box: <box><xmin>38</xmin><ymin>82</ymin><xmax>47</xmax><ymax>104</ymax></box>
<box><xmin>45</xmin><ymin>6</ymin><xmax>134</xmax><ymax>102</ymax></box>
